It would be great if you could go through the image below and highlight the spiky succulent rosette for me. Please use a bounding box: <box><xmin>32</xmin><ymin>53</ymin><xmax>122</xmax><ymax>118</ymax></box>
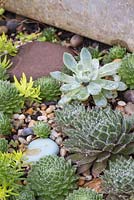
<box><xmin>55</xmin><ymin>103</ymin><xmax>134</xmax><ymax>175</ymax></box>
<box><xmin>16</xmin><ymin>189</ymin><xmax>35</xmax><ymax>200</ymax></box>
<box><xmin>0</xmin><ymin>138</ymin><xmax>8</xmax><ymax>152</ymax></box>
<box><xmin>0</xmin><ymin>112</ymin><xmax>12</xmax><ymax>135</ymax></box>
<box><xmin>51</xmin><ymin>47</ymin><xmax>127</xmax><ymax>107</ymax></box>
<box><xmin>27</xmin><ymin>155</ymin><xmax>78</xmax><ymax>200</ymax></box>
<box><xmin>0</xmin><ymin>80</ymin><xmax>24</xmax><ymax>115</ymax></box>
<box><xmin>102</xmin><ymin>156</ymin><xmax>134</xmax><ymax>200</ymax></box>
<box><xmin>118</xmin><ymin>53</ymin><xmax>134</xmax><ymax>89</ymax></box>
<box><xmin>66</xmin><ymin>188</ymin><xmax>104</xmax><ymax>200</ymax></box>
<box><xmin>33</xmin><ymin>121</ymin><xmax>51</xmax><ymax>138</ymax></box>
<box><xmin>34</xmin><ymin>76</ymin><xmax>61</xmax><ymax>101</ymax></box>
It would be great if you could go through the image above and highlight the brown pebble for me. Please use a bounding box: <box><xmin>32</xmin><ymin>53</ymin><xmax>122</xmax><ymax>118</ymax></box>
<box><xmin>41</xmin><ymin>104</ymin><xmax>47</xmax><ymax>111</ymax></box>
<box><xmin>46</xmin><ymin>105</ymin><xmax>56</xmax><ymax>114</ymax></box>
<box><xmin>78</xmin><ymin>177</ymin><xmax>85</xmax><ymax>186</ymax></box>
<box><xmin>47</xmin><ymin>113</ymin><xmax>55</xmax><ymax>119</ymax></box>
<box><xmin>18</xmin><ymin>137</ymin><xmax>28</xmax><ymax>144</ymax></box>
<box><xmin>0</xmin><ymin>26</ymin><xmax>8</xmax><ymax>34</ymax></box>
<box><xmin>70</xmin><ymin>34</ymin><xmax>83</xmax><ymax>48</ymax></box>
<box><xmin>115</xmin><ymin>105</ymin><xmax>125</xmax><ymax>112</ymax></box>
<box><xmin>55</xmin><ymin>137</ymin><xmax>63</xmax><ymax>145</ymax></box>
<box><xmin>60</xmin><ymin>148</ymin><xmax>67</xmax><ymax>157</ymax></box>
<box><xmin>25</xmin><ymin>108</ymin><xmax>34</xmax><ymax>115</ymax></box>
<box><xmin>28</xmin><ymin>120</ymin><xmax>36</xmax><ymax>128</ymax></box>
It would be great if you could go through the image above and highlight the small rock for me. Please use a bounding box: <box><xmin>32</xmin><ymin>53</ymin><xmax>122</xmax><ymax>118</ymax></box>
<box><xmin>13</xmin><ymin>113</ymin><xmax>20</xmax><ymax>120</ymax></box>
<box><xmin>25</xmin><ymin>108</ymin><xmax>34</xmax><ymax>115</ymax></box>
<box><xmin>6</xmin><ymin>19</ymin><xmax>19</xmax><ymax>33</ymax></box>
<box><xmin>60</xmin><ymin>148</ymin><xmax>67</xmax><ymax>157</ymax></box>
<box><xmin>78</xmin><ymin>177</ymin><xmax>85</xmax><ymax>186</ymax></box>
<box><xmin>41</xmin><ymin>104</ymin><xmax>47</xmax><ymax>111</ymax></box>
<box><xmin>124</xmin><ymin>90</ymin><xmax>134</xmax><ymax>103</ymax></box>
<box><xmin>25</xmin><ymin>115</ymin><xmax>31</xmax><ymax>123</ymax></box>
<box><xmin>117</xmin><ymin>101</ymin><xmax>126</xmax><ymax>107</ymax></box>
<box><xmin>13</xmin><ymin>119</ymin><xmax>24</xmax><ymax>129</ymax></box>
<box><xmin>0</xmin><ymin>25</ymin><xmax>8</xmax><ymax>34</ymax></box>
<box><xmin>37</xmin><ymin>115</ymin><xmax>47</xmax><ymax>122</ymax></box>
<box><xmin>26</xmin><ymin>135</ymin><xmax>33</xmax><ymax>143</ymax></box>
<box><xmin>18</xmin><ymin>137</ymin><xmax>28</xmax><ymax>144</ymax></box>
<box><xmin>28</xmin><ymin>120</ymin><xmax>36</xmax><ymax>128</ymax></box>
<box><xmin>47</xmin><ymin>113</ymin><xmax>55</xmax><ymax>119</ymax></box>
<box><xmin>18</xmin><ymin>114</ymin><xmax>26</xmax><ymax>120</ymax></box>
<box><xmin>55</xmin><ymin>137</ymin><xmax>63</xmax><ymax>145</ymax></box>
<box><xmin>70</xmin><ymin>34</ymin><xmax>83</xmax><ymax>48</ymax></box>
<box><xmin>46</xmin><ymin>105</ymin><xmax>56</xmax><ymax>114</ymax></box>
<box><xmin>50</xmin><ymin>130</ymin><xmax>59</xmax><ymax>138</ymax></box>
<box><xmin>18</xmin><ymin>129</ymin><xmax>23</xmax><ymax>136</ymax></box>
<box><xmin>124</xmin><ymin>102</ymin><xmax>134</xmax><ymax>115</ymax></box>
<box><xmin>22</xmin><ymin>127</ymin><xmax>34</xmax><ymax>137</ymax></box>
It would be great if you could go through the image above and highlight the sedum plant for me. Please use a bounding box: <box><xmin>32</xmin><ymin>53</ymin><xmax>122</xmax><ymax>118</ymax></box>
<box><xmin>33</xmin><ymin>121</ymin><xmax>51</xmax><ymax>138</ymax></box>
<box><xmin>0</xmin><ymin>151</ymin><xmax>24</xmax><ymax>200</ymax></box>
<box><xmin>27</xmin><ymin>155</ymin><xmax>78</xmax><ymax>200</ymax></box>
<box><xmin>0</xmin><ymin>80</ymin><xmax>24</xmax><ymax>116</ymax></box>
<box><xmin>14</xmin><ymin>73</ymin><xmax>41</xmax><ymax>104</ymax></box>
<box><xmin>103</xmin><ymin>45</ymin><xmax>126</xmax><ymax>64</ymax></box>
<box><xmin>37</xmin><ymin>27</ymin><xmax>58</xmax><ymax>42</ymax></box>
<box><xmin>55</xmin><ymin>103</ymin><xmax>134</xmax><ymax>175</ymax></box>
<box><xmin>66</xmin><ymin>188</ymin><xmax>104</xmax><ymax>200</ymax></box>
<box><xmin>102</xmin><ymin>156</ymin><xmax>134</xmax><ymax>200</ymax></box>
<box><xmin>0</xmin><ymin>66</ymin><xmax>8</xmax><ymax>80</ymax></box>
<box><xmin>118</xmin><ymin>53</ymin><xmax>134</xmax><ymax>89</ymax></box>
<box><xmin>0</xmin><ymin>112</ymin><xmax>12</xmax><ymax>135</ymax></box>
<box><xmin>0</xmin><ymin>33</ymin><xmax>18</xmax><ymax>56</ymax></box>
<box><xmin>16</xmin><ymin>188</ymin><xmax>35</xmax><ymax>200</ymax></box>
<box><xmin>34</xmin><ymin>76</ymin><xmax>61</xmax><ymax>101</ymax></box>
<box><xmin>0</xmin><ymin>138</ymin><xmax>8</xmax><ymax>153</ymax></box>
<box><xmin>51</xmin><ymin>48</ymin><xmax>127</xmax><ymax>107</ymax></box>
<box><xmin>0</xmin><ymin>55</ymin><xmax>12</xmax><ymax>69</ymax></box>
<box><xmin>16</xmin><ymin>32</ymin><xmax>40</xmax><ymax>44</ymax></box>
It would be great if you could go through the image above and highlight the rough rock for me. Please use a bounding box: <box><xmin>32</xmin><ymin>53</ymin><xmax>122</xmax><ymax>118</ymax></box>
<box><xmin>3</xmin><ymin>0</ymin><xmax>134</xmax><ymax>51</ymax></box>
<box><xmin>123</xmin><ymin>90</ymin><xmax>134</xmax><ymax>103</ymax></box>
<box><xmin>8</xmin><ymin>41</ymin><xmax>74</xmax><ymax>80</ymax></box>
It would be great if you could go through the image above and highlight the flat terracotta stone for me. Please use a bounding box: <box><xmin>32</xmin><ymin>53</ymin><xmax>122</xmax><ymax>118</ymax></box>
<box><xmin>8</xmin><ymin>41</ymin><xmax>74</xmax><ymax>80</ymax></box>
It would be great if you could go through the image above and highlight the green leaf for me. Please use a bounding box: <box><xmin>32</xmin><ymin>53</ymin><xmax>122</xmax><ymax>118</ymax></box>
<box><xmin>93</xmin><ymin>93</ymin><xmax>107</xmax><ymax>107</ymax></box>
<box><xmin>117</xmin><ymin>81</ymin><xmax>127</xmax><ymax>91</ymax></box>
<box><xmin>60</xmin><ymin>82</ymin><xmax>81</xmax><ymax>92</ymax></box>
<box><xmin>99</xmin><ymin>61</ymin><xmax>121</xmax><ymax>77</ymax></box>
<box><xmin>63</xmin><ymin>52</ymin><xmax>77</xmax><ymax>73</ymax></box>
<box><xmin>74</xmin><ymin>87</ymin><xmax>89</xmax><ymax>101</ymax></box>
<box><xmin>87</xmin><ymin>82</ymin><xmax>102</xmax><ymax>95</ymax></box>
<box><xmin>80</xmin><ymin>47</ymin><xmax>92</xmax><ymax>68</ymax></box>
<box><xmin>50</xmin><ymin>71</ymin><xmax>75</xmax><ymax>83</ymax></box>
<box><xmin>100</xmin><ymin>79</ymin><xmax>119</xmax><ymax>90</ymax></box>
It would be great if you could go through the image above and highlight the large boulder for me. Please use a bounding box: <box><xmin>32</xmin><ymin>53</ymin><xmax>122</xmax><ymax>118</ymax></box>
<box><xmin>3</xmin><ymin>0</ymin><xmax>134</xmax><ymax>51</ymax></box>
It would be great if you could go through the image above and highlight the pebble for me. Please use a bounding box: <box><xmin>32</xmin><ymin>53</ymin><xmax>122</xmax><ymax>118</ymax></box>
<box><xmin>22</xmin><ymin>127</ymin><xmax>34</xmax><ymax>137</ymax></box>
<box><xmin>50</xmin><ymin>129</ymin><xmax>59</xmax><ymax>138</ymax></box>
<box><xmin>0</xmin><ymin>25</ymin><xmax>8</xmax><ymax>34</ymax></box>
<box><xmin>78</xmin><ymin>177</ymin><xmax>85</xmax><ymax>186</ymax></box>
<box><xmin>25</xmin><ymin>115</ymin><xmax>31</xmax><ymax>123</ymax></box>
<box><xmin>6</xmin><ymin>19</ymin><xmax>19</xmax><ymax>33</ymax></box>
<box><xmin>37</xmin><ymin>115</ymin><xmax>47</xmax><ymax>122</ymax></box>
<box><xmin>55</xmin><ymin>136</ymin><xmax>63</xmax><ymax>145</ymax></box>
<box><xmin>124</xmin><ymin>102</ymin><xmax>134</xmax><ymax>115</ymax></box>
<box><xmin>28</xmin><ymin>120</ymin><xmax>36</xmax><ymax>128</ymax></box>
<box><xmin>60</xmin><ymin>148</ymin><xmax>67</xmax><ymax>157</ymax></box>
<box><xmin>13</xmin><ymin>113</ymin><xmax>20</xmax><ymax>120</ymax></box>
<box><xmin>18</xmin><ymin>114</ymin><xmax>26</xmax><ymax>120</ymax></box>
<box><xmin>26</xmin><ymin>135</ymin><xmax>33</xmax><ymax>143</ymax></box>
<box><xmin>124</xmin><ymin>90</ymin><xmax>134</xmax><ymax>103</ymax></box>
<box><xmin>46</xmin><ymin>105</ymin><xmax>56</xmax><ymax>114</ymax></box>
<box><xmin>18</xmin><ymin>129</ymin><xmax>23</xmax><ymax>136</ymax></box>
<box><xmin>117</xmin><ymin>101</ymin><xmax>126</xmax><ymax>107</ymax></box>
<box><xmin>25</xmin><ymin>108</ymin><xmax>34</xmax><ymax>115</ymax></box>
<box><xmin>41</xmin><ymin>104</ymin><xmax>47</xmax><ymax>111</ymax></box>
<box><xmin>18</xmin><ymin>137</ymin><xmax>28</xmax><ymax>144</ymax></box>
<box><xmin>13</xmin><ymin>119</ymin><xmax>24</xmax><ymax>129</ymax></box>
<box><xmin>47</xmin><ymin>113</ymin><xmax>55</xmax><ymax>119</ymax></box>
<box><xmin>70</xmin><ymin>34</ymin><xmax>83</xmax><ymax>48</ymax></box>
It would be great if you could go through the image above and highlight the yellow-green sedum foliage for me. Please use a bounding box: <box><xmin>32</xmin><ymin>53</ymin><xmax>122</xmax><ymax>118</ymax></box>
<box><xmin>27</xmin><ymin>155</ymin><xmax>78</xmax><ymax>200</ymax></box>
<box><xmin>14</xmin><ymin>73</ymin><xmax>41</xmax><ymax>104</ymax></box>
<box><xmin>0</xmin><ymin>33</ymin><xmax>17</xmax><ymax>56</ymax></box>
<box><xmin>0</xmin><ymin>138</ymin><xmax>8</xmax><ymax>153</ymax></box>
<box><xmin>51</xmin><ymin>48</ymin><xmax>127</xmax><ymax>107</ymax></box>
<box><xmin>0</xmin><ymin>151</ymin><xmax>24</xmax><ymax>200</ymax></box>
<box><xmin>102</xmin><ymin>156</ymin><xmax>134</xmax><ymax>200</ymax></box>
<box><xmin>66</xmin><ymin>188</ymin><xmax>104</xmax><ymax>200</ymax></box>
<box><xmin>0</xmin><ymin>112</ymin><xmax>12</xmax><ymax>135</ymax></box>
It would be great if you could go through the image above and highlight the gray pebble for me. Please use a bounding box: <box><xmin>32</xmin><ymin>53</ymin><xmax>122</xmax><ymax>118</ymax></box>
<box><xmin>22</xmin><ymin>127</ymin><xmax>34</xmax><ymax>137</ymax></box>
<box><xmin>55</xmin><ymin>137</ymin><xmax>63</xmax><ymax>145</ymax></box>
<box><xmin>124</xmin><ymin>90</ymin><xmax>134</xmax><ymax>103</ymax></box>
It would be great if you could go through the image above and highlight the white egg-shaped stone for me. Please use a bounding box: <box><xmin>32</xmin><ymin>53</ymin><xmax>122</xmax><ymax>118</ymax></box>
<box><xmin>23</xmin><ymin>138</ymin><xmax>59</xmax><ymax>163</ymax></box>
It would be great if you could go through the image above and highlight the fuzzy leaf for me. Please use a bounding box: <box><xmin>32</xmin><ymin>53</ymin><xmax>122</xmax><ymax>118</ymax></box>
<box><xmin>50</xmin><ymin>71</ymin><xmax>75</xmax><ymax>83</ymax></box>
<box><xmin>63</xmin><ymin>52</ymin><xmax>77</xmax><ymax>73</ymax></box>
<box><xmin>80</xmin><ymin>47</ymin><xmax>92</xmax><ymax>68</ymax></box>
<box><xmin>99</xmin><ymin>61</ymin><xmax>121</xmax><ymax>77</ymax></box>
<box><xmin>87</xmin><ymin>82</ymin><xmax>102</xmax><ymax>95</ymax></box>
<box><xmin>93</xmin><ymin>93</ymin><xmax>107</xmax><ymax>107</ymax></box>
<box><xmin>60</xmin><ymin>82</ymin><xmax>81</xmax><ymax>92</ymax></box>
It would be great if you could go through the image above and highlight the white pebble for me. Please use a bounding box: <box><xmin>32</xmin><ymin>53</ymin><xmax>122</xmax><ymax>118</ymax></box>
<box><xmin>13</xmin><ymin>114</ymin><xmax>20</xmax><ymax>120</ymax></box>
<box><xmin>18</xmin><ymin>114</ymin><xmax>26</xmax><ymax>120</ymax></box>
<box><xmin>117</xmin><ymin>101</ymin><xmax>126</xmax><ymax>107</ymax></box>
<box><xmin>37</xmin><ymin>115</ymin><xmax>47</xmax><ymax>122</ymax></box>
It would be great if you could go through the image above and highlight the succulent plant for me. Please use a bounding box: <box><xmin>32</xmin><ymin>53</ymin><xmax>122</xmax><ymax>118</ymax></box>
<box><xmin>37</xmin><ymin>27</ymin><xmax>58</xmax><ymax>42</ymax></box>
<box><xmin>0</xmin><ymin>80</ymin><xmax>24</xmax><ymax>115</ymax></box>
<box><xmin>0</xmin><ymin>138</ymin><xmax>8</xmax><ymax>152</ymax></box>
<box><xmin>0</xmin><ymin>151</ymin><xmax>24</xmax><ymax>200</ymax></box>
<box><xmin>102</xmin><ymin>156</ymin><xmax>134</xmax><ymax>200</ymax></box>
<box><xmin>66</xmin><ymin>188</ymin><xmax>104</xmax><ymax>200</ymax></box>
<box><xmin>0</xmin><ymin>55</ymin><xmax>12</xmax><ymax>69</ymax></box>
<box><xmin>55</xmin><ymin>103</ymin><xmax>134</xmax><ymax>175</ymax></box>
<box><xmin>103</xmin><ymin>45</ymin><xmax>126</xmax><ymax>64</ymax></box>
<box><xmin>14</xmin><ymin>73</ymin><xmax>41</xmax><ymax>104</ymax></box>
<box><xmin>33</xmin><ymin>121</ymin><xmax>51</xmax><ymax>138</ymax></box>
<box><xmin>51</xmin><ymin>47</ymin><xmax>127</xmax><ymax>107</ymax></box>
<box><xmin>0</xmin><ymin>33</ymin><xmax>18</xmax><ymax>56</ymax></box>
<box><xmin>34</xmin><ymin>76</ymin><xmax>61</xmax><ymax>101</ymax></box>
<box><xmin>16</xmin><ymin>188</ymin><xmax>35</xmax><ymax>200</ymax></box>
<box><xmin>0</xmin><ymin>66</ymin><xmax>8</xmax><ymax>80</ymax></box>
<box><xmin>27</xmin><ymin>155</ymin><xmax>78</xmax><ymax>200</ymax></box>
<box><xmin>118</xmin><ymin>54</ymin><xmax>134</xmax><ymax>89</ymax></box>
<box><xmin>0</xmin><ymin>112</ymin><xmax>12</xmax><ymax>135</ymax></box>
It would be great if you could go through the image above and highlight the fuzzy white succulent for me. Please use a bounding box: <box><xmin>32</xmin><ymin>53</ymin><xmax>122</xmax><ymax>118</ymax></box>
<box><xmin>50</xmin><ymin>48</ymin><xmax>127</xmax><ymax>107</ymax></box>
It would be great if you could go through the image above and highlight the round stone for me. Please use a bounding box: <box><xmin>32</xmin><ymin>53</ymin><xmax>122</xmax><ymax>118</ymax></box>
<box><xmin>23</xmin><ymin>138</ymin><xmax>59</xmax><ymax>163</ymax></box>
<box><xmin>22</xmin><ymin>127</ymin><xmax>34</xmax><ymax>136</ymax></box>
